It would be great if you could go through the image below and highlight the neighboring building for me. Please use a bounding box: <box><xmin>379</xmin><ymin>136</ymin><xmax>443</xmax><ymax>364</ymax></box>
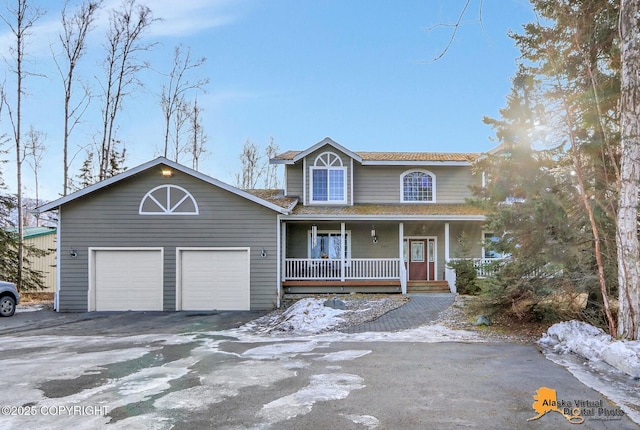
<box><xmin>24</xmin><ymin>227</ymin><xmax>58</xmax><ymax>293</ymax></box>
<box><xmin>38</xmin><ymin>137</ymin><xmax>492</xmax><ymax>312</ymax></box>
<box><xmin>3</xmin><ymin>226</ymin><xmax>57</xmax><ymax>293</ymax></box>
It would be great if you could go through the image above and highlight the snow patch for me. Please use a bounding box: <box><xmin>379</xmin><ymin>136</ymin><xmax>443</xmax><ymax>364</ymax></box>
<box><xmin>316</xmin><ymin>350</ymin><xmax>372</xmax><ymax>362</ymax></box>
<box><xmin>259</xmin><ymin>373</ymin><xmax>365</xmax><ymax>424</ymax></box>
<box><xmin>242</xmin><ymin>298</ymin><xmax>348</xmax><ymax>334</ymax></box>
<box><xmin>540</xmin><ymin>320</ymin><xmax>640</xmax><ymax>378</ymax></box>
<box><xmin>344</xmin><ymin>414</ymin><xmax>380</xmax><ymax>429</ymax></box>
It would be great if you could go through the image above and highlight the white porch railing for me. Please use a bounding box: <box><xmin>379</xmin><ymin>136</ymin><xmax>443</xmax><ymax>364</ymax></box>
<box><xmin>448</xmin><ymin>258</ymin><xmax>505</xmax><ymax>278</ymax></box>
<box><xmin>284</xmin><ymin>258</ymin><xmax>401</xmax><ymax>281</ymax></box>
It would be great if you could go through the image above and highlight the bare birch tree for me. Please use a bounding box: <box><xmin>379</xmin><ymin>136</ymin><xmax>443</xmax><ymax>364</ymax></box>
<box><xmin>160</xmin><ymin>44</ymin><xmax>208</xmax><ymax>160</ymax></box>
<box><xmin>0</xmin><ymin>0</ymin><xmax>44</xmax><ymax>290</ymax></box>
<box><xmin>616</xmin><ymin>0</ymin><xmax>640</xmax><ymax>339</ymax></box>
<box><xmin>188</xmin><ymin>96</ymin><xmax>207</xmax><ymax>170</ymax></box>
<box><xmin>57</xmin><ymin>0</ymin><xmax>102</xmax><ymax>195</ymax></box>
<box><xmin>263</xmin><ymin>137</ymin><xmax>280</xmax><ymax>189</ymax></box>
<box><xmin>97</xmin><ymin>0</ymin><xmax>155</xmax><ymax>181</ymax></box>
<box><xmin>24</xmin><ymin>126</ymin><xmax>44</xmax><ymax>225</ymax></box>
<box><xmin>235</xmin><ymin>139</ymin><xmax>263</xmax><ymax>189</ymax></box>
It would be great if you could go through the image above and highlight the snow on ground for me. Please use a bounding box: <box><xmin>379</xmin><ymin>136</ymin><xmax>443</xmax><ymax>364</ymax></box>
<box><xmin>539</xmin><ymin>320</ymin><xmax>640</xmax><ymax>424</ymax></box>
<box><xmin>242</xmin><ymin>298</ymin><xmax>348</xmax><ymax>334</ymax></box>
<box><xmin>539</xmin><ymin>320</ymin><xmax>640</xmax><ymax>379</ymax></box>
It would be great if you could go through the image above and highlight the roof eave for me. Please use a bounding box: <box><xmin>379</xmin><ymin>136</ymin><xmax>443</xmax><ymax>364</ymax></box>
<box><xmin>37</xmin><ymin>157</ymin><xmax>292</xmax><ymax>215</ymax></box>
<box><xmin>281</xmin><ymin>214</ymin><xmax>486</xmax><ymax>221</ymax></box>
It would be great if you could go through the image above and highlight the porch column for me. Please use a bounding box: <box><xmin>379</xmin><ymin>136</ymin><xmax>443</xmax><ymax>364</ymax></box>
<box><xmin>444</xmin><ymin>222</ymin><xmax>450</xmax><ymax>262</ymax></box>
<box><xmin>444</xmin><ymin>222</ymin><xmax>456</xmax><ymax>293</ymax></box>
<box><xmin>340</xmin><ymin>222</ymin><xmax>346</xmax><ymax>281</ymax></box>
<box><xmin>399</xmin><ymin>222</ymin><xmax>406</xmax><ymax>294</ymax></box>
<box><xmin>277</xmin><ymin>218</ymin><xmax>286</xmax><ymax>307</ymax></box>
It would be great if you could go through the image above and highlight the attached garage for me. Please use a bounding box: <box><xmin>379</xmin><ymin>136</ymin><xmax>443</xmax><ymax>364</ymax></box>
<box><xmin>90</xmin><ymin>248</ymin><xmax>164</xmax><ymax>311</ymax></box>
<box><xmin>177</xmin><ymin>248</ymin><xmax>250</xmax><ymax>311</ymax></box>
<box><xmin>37</xmin><ymin>157</ymin><xmax>290</xmax><ymax>312</ymax></box>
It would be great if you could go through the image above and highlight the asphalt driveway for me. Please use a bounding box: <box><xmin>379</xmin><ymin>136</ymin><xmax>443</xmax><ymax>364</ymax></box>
<box><xmin>0</xmin><ymin>303</ymin><xmax>637</xmax><ymax>429</ymax></box>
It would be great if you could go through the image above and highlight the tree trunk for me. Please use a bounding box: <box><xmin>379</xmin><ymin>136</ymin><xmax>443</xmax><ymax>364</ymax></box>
<box><xmin>616</xmin><ymin>0</ymin><xmax>640</xmax><ymax>339</ymax></box>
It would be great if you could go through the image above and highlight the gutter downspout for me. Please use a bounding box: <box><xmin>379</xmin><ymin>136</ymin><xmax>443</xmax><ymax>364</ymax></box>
<box><xmin>54</xmin><ymin>208</ymin><xmax>61</xmax><ymax>312</ymax></box>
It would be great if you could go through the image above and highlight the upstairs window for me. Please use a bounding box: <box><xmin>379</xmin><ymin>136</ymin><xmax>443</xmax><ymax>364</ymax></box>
<box><xmin>401</xmin><ymin>170</ymin><xmax>435</xmax><ymax>202</ymax></box>
<box><xmin>310</xmin><ymin>151</ymin><xmax>346</xmax><ymax>204</ymax></box>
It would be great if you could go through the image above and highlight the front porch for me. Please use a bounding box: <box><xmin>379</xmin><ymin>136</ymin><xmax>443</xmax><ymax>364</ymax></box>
<box><xmin>278</xmin><ymin>220</ymin><xmax>487</xmax><ymax>295</ymax></box>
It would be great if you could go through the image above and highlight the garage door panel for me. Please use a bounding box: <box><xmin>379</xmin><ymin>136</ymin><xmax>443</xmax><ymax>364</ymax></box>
<box><xmin>179</xmin><ymin>249</ymin><xmax>250</xmax><ymax>311</ymax></box>
<box><xmin>93</xmin><ymin>249</ymin><xmax>163</xmax><ymax>311</ymax></box>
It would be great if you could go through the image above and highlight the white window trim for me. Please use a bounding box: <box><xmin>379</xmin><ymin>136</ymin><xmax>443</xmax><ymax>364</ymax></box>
<box><xmin>400</xmin><ymin>169</ymin><xmax>436</xmax><ymax>203</ymax></box>
<box><xmin>309</xmin><ymin>151</ymin><xmax>347</xmax><ymax>204</ymax></box>
<box><xmin>139</xmin><ymin>184</ymin><xmax>199</xmax><ymax>215</ymax></box>
<box><xmin>307</xmin><ymin>229</ymin><xmax>352</xmax><ymax>259</ymax></box>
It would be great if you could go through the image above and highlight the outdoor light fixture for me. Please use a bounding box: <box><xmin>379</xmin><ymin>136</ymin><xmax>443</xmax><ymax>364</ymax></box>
<box><xmin>161</xmin><ymin>168</ymin><xmax>173</xmax><ymax>177</ymax></box>
<box><xmin>371</xmin><ymin>226</ymin><xmax>378</xmax><ymax>244</ymax></box>
<box><xmin>260</xmin><ymin>249</ymin><xmax>267</xmax><ymax>258</ymax></box>
<box><xmin>69</xmin><ymin>248</ymin><xmax>78</xmax><ymax>258</ymax></box>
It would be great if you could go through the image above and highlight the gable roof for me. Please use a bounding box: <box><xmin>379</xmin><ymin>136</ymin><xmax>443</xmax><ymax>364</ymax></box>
<box><xmin>271</xmin><ymin>138</ymin><xmax>480</xmax><ymax>165</ymax></box>
<box><xmin>274</xmin><ymin>137</ymin><xmax>363</xmax><ymax>164</ymax></box>
<box><xmin>37</xmin><ymin>157</ymin><xmax>297</xmax><ymax>215</ymax></box>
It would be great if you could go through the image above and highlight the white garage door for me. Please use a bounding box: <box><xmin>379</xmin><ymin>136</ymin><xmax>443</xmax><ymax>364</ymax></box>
<box><xmin>178</xmin><ymin>248</ymin><xmax>250</xmax><ymax>311</ymax></box>
<box><xmin>92</xmin><ymin>248</ymin><xmax>163</xmax><ymax>311</ymax></box>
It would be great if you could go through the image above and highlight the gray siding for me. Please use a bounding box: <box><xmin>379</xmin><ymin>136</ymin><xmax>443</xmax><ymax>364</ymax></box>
<box><xmin>284</xmin><ymin>221</ymin><xmax>486</xmax><ymax>281</ymax></box>
<box><xmin>58</xmin><ymin>168</ymin><xmax>279</xmax><ymax>312</ymax></box>
<box><xmin>285</xmin><ymin>222</ymin><xmax>399</xmax><ymax>259</ymax></box>
<box><xmin>285</xmin><ymin>160</ymin><xmax>480</xmax><ymax>205</ymax></box>
<box><xmin>353</xmin><ymin>164</ymin><xmax>479</xmax><ymax>204</ymax></box>
<box><xmin>285</xmin><ymin>163</ymin><xmax>303</xmax><ymax>198</ymax></box>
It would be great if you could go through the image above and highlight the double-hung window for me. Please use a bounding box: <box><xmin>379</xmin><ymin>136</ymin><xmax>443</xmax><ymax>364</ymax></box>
<box><xmin>310</xmin><ymin>152</ymin><xmax>347</xmax><ymax>204</ymax></box>
<box><xmin>401</xmin><ymin>170</ymin><xmax>435</xmax><ymax>202</ymax></box>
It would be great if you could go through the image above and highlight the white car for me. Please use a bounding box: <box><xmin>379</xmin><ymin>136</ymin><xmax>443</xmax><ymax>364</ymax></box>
<box><xmin>0</xmin><ymin>280</ymin><xmax>20</xmax><ymax>317</ymax></box>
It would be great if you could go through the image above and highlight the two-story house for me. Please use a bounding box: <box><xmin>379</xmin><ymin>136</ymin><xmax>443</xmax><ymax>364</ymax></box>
<box><xmin>272</xmin><ymin>137</ymin><xmax>487</xmax><ymax>295</ymax></box>
<box><xmin>38</xmin><ymin>137</ymin><xmax>489</xmax><ymax>313</ymax></box>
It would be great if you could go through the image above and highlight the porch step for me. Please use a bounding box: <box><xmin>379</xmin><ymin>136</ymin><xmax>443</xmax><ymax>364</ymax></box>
<box><xmin>406</xmin><ymin>281</ymin><xmax>451</xmax><ymax>294</ymax></box>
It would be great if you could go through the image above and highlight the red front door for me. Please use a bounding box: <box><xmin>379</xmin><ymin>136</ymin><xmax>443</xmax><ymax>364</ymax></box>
<box><xmin>408</xmin><ymin>239</ymin><xmax>435</xmax><ymax>281</ymax></box>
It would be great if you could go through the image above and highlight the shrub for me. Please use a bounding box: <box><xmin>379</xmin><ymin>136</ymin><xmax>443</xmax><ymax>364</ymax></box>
<box><xmin>447</xmin><ymin>258</ymin><xmax>479</xmax><ymax>295</ymax></box>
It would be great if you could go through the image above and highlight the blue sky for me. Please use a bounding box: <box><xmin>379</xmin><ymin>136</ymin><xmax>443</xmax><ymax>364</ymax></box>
<box><xmin>0</xmin><ymin>0</ymin><xmax>535</xmax><ymax>201</ymax></box>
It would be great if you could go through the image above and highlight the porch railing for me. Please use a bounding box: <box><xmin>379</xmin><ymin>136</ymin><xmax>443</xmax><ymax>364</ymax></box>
<box><xmin>284</xmin><ymin>258</ymin><xmax>401</xmax><ymax>281</ymax></box>
<box><xmin>447</xmin><ymin>258</ymin><xmax>505</xmax><ymax>278</ymax></box>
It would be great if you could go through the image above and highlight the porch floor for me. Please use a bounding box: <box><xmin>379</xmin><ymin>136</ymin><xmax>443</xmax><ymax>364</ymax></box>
<box><xmin>281</xmin><ymin>280</ymin><xmax>452</xmax><ymax>294</ymax></box>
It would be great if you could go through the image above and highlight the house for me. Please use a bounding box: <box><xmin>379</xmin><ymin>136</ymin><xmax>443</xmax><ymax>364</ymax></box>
<box><xmin>38</xmin><ymin>137</ymin><xmax>491</xmax><ymax>312</ymax></box>
<box><xmin>272</xmin><ymin>137</ymin><xmax>488</xmax><ymax>295</ymax></box>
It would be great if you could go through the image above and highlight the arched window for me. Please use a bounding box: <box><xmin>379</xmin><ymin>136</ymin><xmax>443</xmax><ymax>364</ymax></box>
<box><xmin>139</xmin><ymin>184</ymin><xmax>199</xmax><ymax>215</ymax></box>
<box><xmin>310</xmin><ymin>151</ymin><xmax>346</xmax><ymax>204</ymax></box>
<box><xmin>401</xmin><ymin>170</ymin><xmax>435</xmax><ymax>202</ymax></box>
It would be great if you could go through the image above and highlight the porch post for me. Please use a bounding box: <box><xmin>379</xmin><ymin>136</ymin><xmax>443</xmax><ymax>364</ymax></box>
<box><xmin>340</xmin><ymin>222</ymin><xmax>346</xmax><ymax>281</ymax></box>
<box><xmin>277</xmin><ymin>217</ymin><xmax>285</xmax><ymax>307</ymax></box>
<box><xmin>399</xmin><ymin>222</ymin><xmax>406</xmax><ymax>294</ymax></box>
<box><xmin>444</xmin><ymin>222</ymin><xmax>456</xmax><ymax>293</ymax></box>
